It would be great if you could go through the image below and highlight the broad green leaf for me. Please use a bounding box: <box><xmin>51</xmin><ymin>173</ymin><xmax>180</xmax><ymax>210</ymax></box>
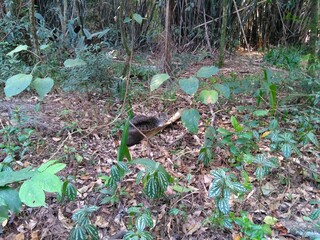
<box><xmin>37</xmin><ymin>160</ymin><xmax>58</xmax><ymax>172</ymax></box>
<box><xmin>269</xmin><ymin>119</ymin><xmax>278</xmax><ymax>130</ymax></box>
<box><xmin>199</xmin><ymin>90</ymin><xmax>218</xmax><ymax>104</ymax></box>
<box><xmin>123</xmin><ymin>17</ymin><xmax>131</xmax><ymax>23</ymax></box>
<box><xmin>131</xmin><ymin>158</ymin><xmax>173</xmax><ymax>183</ymax></box>
<box><xmin>118</xmin><ymin>118</ymin><xmax>131</xmax><ymax>161</ymax></box>
<box><xmin>36</xmin><ymin>173</ymin><xmax>62</xmax><ymax>193</ymax></box>
<box><xmin>0</xmin><ymin>187</ymin><xmax>21</xmax><ymax>213</ymax></box>
<box><xmin>281</xmin><ymin>143</ymin><xmax>292</xmax><ymax>158</ymax></box>
<box><xmin>0</xmin><ymin>205</ymin><xmax>9</xmax><ymax>224</ymax></box>
<box><xmin>0</xmin><ymin>167</ymin><xmax>34</xmax><ymax>186</ymax></box>
<box><xmin>157</xmin><ymin>171</ymin><xmax>169</xmax><ymax>190</ymax></box>
<box><xmin>111</xmin><ymin>165</ymin><xmax>121</xmax><ymax>181</ymax></box>
<box><xmin>217</xmin><ymin>127</ymin><xmax>231</xmax><ymax>136</ymax></box>
<box><xmin>69</xmin><ymin>226</ymin><xmax>86</xmax><ymax>240</ymax></box>
<box><xmin>179</xmin><ymin>77</ymin><xmax>199</xmax><ymax>95</ymax></box>
<box><xmin>253</xmin><ymin>109</ymin><xmax>269</xmax><ymax>116</ymax></box>
<box><xmin>196</xmin><ymin>66</ymin><xmax>219</xmax><ymax>78</ymax></box>
<box><xmin>66</xmin><ymin>182</ymin><xmax>77</xmax><ymax>200</ymax></box>
<box><xmin>255</xmin><ymin>166</ymin><xmax>265</xmax><ymax>180</ymax></box>
<box><xmin>132</xmin><ymin>13</ymin><xmax>143</xmax><ymax>24</ymax></box>
<box><xmin>169</xmin><ymin>208</ymin><xmax>180</xmax><ymax>215</ymax></box>
<box><xmin>172</xmin><ymin>184</ymin><xmax>192</xmax><ymax>193</ymax></box>
<box><xmin>208</xmin><ymin>184</ymin><xmax>221</xmax><ymax>198</ymax></box>
<box><xmin>214</xmin><ymin>83</ymin><xmax>230</xmax><ymax>99</ymax></box>
<box><xmin>231</xmin><ymin>116</ymin><xmax>243</xmax><ymax>132</ymax></box>
<box><xmin>307</xmin><ymin>132</ymin><xmax>319</xmax><ymax>147</ymax></box>
<box><xmin>232</xmin><ymin>182</ymin><xmax>247</xmax><ymax>193</ymax></box>
<box><xmin>63</xmin><ymin>58</ymin><xmax>86</xmax><ymax>67</ymax></box>
<box><xmin>150</xmin><ymin>73</ymin><xmax>170</xmax><ymax>91</ymax></box>
<box><xmin>6</xmin><ymin>45</ymin><xmax>28</xmax><ymax>57</ymax></box>
<box><xmin>310</xmin><ymin>209</ymin><xmax>320</xmax><ymax>220</ymax></box>
<box><xmin>5</xmin><ymin>74</ymin><xmax>32</xmax><ymax>97</ymax></box>
<box><xmin>181</xmin><ymin>109</ymin><xmax>200</xmax><ymax>134</ymax></box>
<box><xmin>218</xmin><ymin>197</ymin><xmax>230</xmax><ymax>214</ymax></box>
<box><xmin>84</xmin><ymin>224</ymin><xmax>99</xmax><ymax>239</ymax></box>
<box><xmin>41</xmin><ymin>163</ymin><xmax>66</xmax><ymax>174</ymax></box>
<box><xmin>269</xmin><ymin>84</ymin><xmax>277</xmax><ymax>115</ymax></box>
<box><xmin>19</xmin><ymin>180</ymin><xmax>46</xmax><ymax>207</ymax></box>
<box><xmin>145</xmin><ymin>177</ymin><xmax>158</xmax><ymax>199</ymax></box>
<box><xmin>136</xmin><ymin>216</ymin><xmax>146</xmax><ymax>231</ymax></box>
<box><xmin>32</xmin><ymin>77</ymin><xmax>54</xmax><ymax>100</ymax></box>
<box><xmin>140</xmin><ymin>213</ymin><xmax>153</xmax><ymax>228</ymax></box>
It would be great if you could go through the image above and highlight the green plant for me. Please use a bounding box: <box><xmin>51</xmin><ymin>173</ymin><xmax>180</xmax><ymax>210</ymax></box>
<box><xmin>68</xmin><ymin>205</ymin><xmax>99</xmax><ymax>240</ymax></box>
<box><xmin>251</xmin><ymin>155</ymin><xmax>278</xmax><ymax>180</ymax></box>
<box><xmin>132</xmin><ymin>158</ymin><xmax>173</xmax><ymax>199</ymax></box>
<box><xmin>217</xmin><ymin>116</ymin><xmax>258</xmax><ymax>166</ymax></box>
<box><xmin>4</xmin><ymin>45</ymin><xmax>54</xmax><ymax>100</ymax></box>
<box><xmin>99</xmin><ymin>161</ymin><xmax>130</xmax><ymax>205</ymax></box>
<box><xmin>208</xmin><ymin>169</ymin><xmax>247</xmax><ymax>216</ymax></box>
<box><xmin>169</xmin><ymin>207</ymin><xmax>187</xmax><ymax>221</ymax></box>
<box><xmin>123</xmin><ymin>206</ymin><xmax>154</xmax><ymax>240</ymax></box>
<box><xmin>269</xmin><ymin>131</ymin><xmax>300</xmax><ymax>159</ymax></box>
<box><xmin>0</xmin><ymin>160</ymin><xmax>66</xmax><ymax>224</ymax></box>
<box><xmin>204</xmin><ymin>211</ymin><xmax>233</xmax><ymax>229</ymax></box>
<box><xmin>309</xmin><ymin>200</ymin><xmax>320</xmax><ymax>225</ymax></box>
<box><xmin>233</xmin><ymin>211</ymin><xmax>272</xmax><ymax>240</ymax></box>
<box><xmin>59</xmin><ymin>178</ymin><xmax>78</xmax><ymax>202</ymax></box>
<box><xmin>255</xmin><ymin>69</ymin><xmax>278</xmax><ymax>115</ymax></box>
<box><xmin>263</xmin><ymin>47</ymin><xmax>302</xmax><ymax>70</ymax></box>
<box><xmin>0</xmin><ymin>111</ymin><xmax>34</xmax><ymax>167</ymax></box>
<box><xmin>198</xmin><ymin>126</ymin><xmax>215</xmax><ymax>166</ymax></box>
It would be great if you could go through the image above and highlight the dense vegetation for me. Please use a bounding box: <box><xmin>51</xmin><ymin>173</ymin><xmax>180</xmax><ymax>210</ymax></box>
<box><xmin>0</xmin><ymin>0</ymin><xmax>319</xmax><ymax>239</ymax></box>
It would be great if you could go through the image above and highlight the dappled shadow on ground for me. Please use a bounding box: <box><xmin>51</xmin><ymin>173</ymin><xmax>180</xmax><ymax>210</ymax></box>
<box><xmin>1</xmin><ymin>52</ymin><xmax>318</xmax><ymax>239</ymax></box>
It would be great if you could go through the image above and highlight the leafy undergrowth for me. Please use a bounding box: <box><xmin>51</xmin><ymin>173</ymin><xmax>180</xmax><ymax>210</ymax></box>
<box><xmin>1</xmin><ymin>52</ymin><xmax>319</xmax><ymax>240</ymax></box>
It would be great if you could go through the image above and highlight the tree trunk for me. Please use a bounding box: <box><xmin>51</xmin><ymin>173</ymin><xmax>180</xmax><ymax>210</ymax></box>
<box><xmin>219</xmin><ymin>0</ymin><xmax>228</xmax><ymax>67</ymax></box>
<box><xmin>29</xmin><ymin>0</ymin><xmax>40</xmax><ymax>56</ymax></box>
<box><xmin>308</xmin><ymin>0</ymin><xmax>319</xmax><ymax>76</ymax></box>
<box><xmin>162</xmin><ymin>0</ymin><xmax>173</xmax><ymax>74</ymax></box>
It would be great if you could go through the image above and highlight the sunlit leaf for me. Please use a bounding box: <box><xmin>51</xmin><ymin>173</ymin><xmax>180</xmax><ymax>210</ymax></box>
<box><xmin>179</xmin><ymin>77</ymin><xmax>199</xmax><ymax>95</ymax></box>
<box><xmin>253</xmin><ymin>110</ymin><xmax>269</xmax><ymax>116</ymax></box>
<box><xmin>32</xmin><ymin>77</ymin><xmax>54</xmax><ymax>100</ymax></box>
<box><xmin>214</xmin><ymin>83</ymin><xmax>230</xmax><ymax>99</ymax></box>
<box><xmin>132</xmin><ymin>13</ymin><xmax>143</xmax><ymax>24</ymax></box>
<box><xmin>181</xmin><ymin>109</ymin><xmax>200</xmax><ymax>134</ymax></box>
<box><xmin>64</xmin><ymin>58</ymin><xmax>86</xmax><ymax>67</ymax></box>
<box><xmin>5</xmin><ymin>74</ymin><xmax>32</xmax><ymax>97</ymax></box>
<box><xmin>196</xmin><ymin>66</ymin><xmax>219</xmax><ymax>78</ymax></box>
<box><xmin>199</xmin><ymin>90</ymin><xmax>218</xmax><ymax>104</ymax></box>
<box><xmin>6</xmin><ymin>45</ymin><xmax>28</xmax><ymax>57</ymax></box>
<box><xmin>150</xmin><ymin>73</ymin><xmax>170</xmax><ymax>91</ymax></box>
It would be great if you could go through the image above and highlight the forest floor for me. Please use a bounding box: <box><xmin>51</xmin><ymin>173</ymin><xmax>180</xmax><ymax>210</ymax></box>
<box><xmin>1</xmin><ymin>51</ymin><xmax>319</xmax><ymax>240</ymax></box>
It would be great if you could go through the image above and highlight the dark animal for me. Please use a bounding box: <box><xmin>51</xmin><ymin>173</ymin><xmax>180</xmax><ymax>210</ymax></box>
<box><xmin>127</xmin><ymin>114</ymin><xmax>167</xmax><ymax>146</ymax></box>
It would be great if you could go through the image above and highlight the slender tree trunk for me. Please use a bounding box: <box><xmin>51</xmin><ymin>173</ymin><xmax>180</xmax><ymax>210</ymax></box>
<box><xmin>308</xmin><ymin>0</ymin><xmax>319</xmax><ymax>76</ymax></box>
<box><xmin>162</xmin><ymin>0</ymin><xmax>173</xmax><ymax>74</ymax></box>
<box><xmin>219</xmin><ymin>0</ymin><xmax>228</xmax><ymax>67</ymax></box>
<box><xmin>29</xmin><ymin>0</ymin><xmax>40</xmax><ymax>56</ymax></box>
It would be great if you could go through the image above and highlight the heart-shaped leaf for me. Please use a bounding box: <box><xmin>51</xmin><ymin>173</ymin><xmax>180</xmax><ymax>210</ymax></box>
<box><xmin>179</xmin><ymin>77</ymin><xmax>199</xmax><ymax>95</ymax></box>
<box><xmin>132</xmin><ymin>13</ymin><xmax>143</xmax><ymax>24</ymax></box>
<box><xmin>214</xmin><ymin>83</ymin><xmax>230</xmax><ymax>99</ymax></box>
<box><xmin>181</xmin><ymin>109</ymin><xmax>200</xmax><ymax>134</ymax></box>
<box><xmin>32</xmin><ymin>77</ymin><xmax>54</xmax><ymax>100</ymax></box>
<box><xmin>199</xmin><ymin>90</ymin><xmax>218</xmax><ymax>104</ymax></box>
<box><xmin>196</xmin><ymin>66</ymin><xmax>219</xmax><ymax>78</ymax></box>
<box><xmin>5</xmin><ymin>74</ymin><xmax>32</xmax><ymax>97</ymax></box>
<box><xmin>150</xmin><ymin>73</ymin><xmax>170</xmax><ymax>91</ymax></box>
